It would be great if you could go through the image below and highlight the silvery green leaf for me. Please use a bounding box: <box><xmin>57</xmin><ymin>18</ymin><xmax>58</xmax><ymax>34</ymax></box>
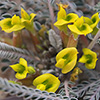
<box><xmin>42</xmin><ymin>14</ymin><xmax>50</xmax><ymax>18</ymax></box>
<box><xmin>87</xmin><ymin>34</ymin><xmax>93</xmax><ymax>40</ymax></box>
<box><xmin>1</xmin><ymin>66</ymin><xmax>9</xmax><ymax>72</ymax></box>
<box><xmin>0</xmin><ymin>5</ymin><xmax>8</xmax><ymax>10</ymax></box>
<box><xmin>1</xmin><ymin>13</ymin><xmax>12</xmax><ymax>18</ymax></box>
<box><xmin>68</xmin><ymin>81</ymin><xmax>75</xmax><ymax>85</ymax></box>
<box><xmin>63</xmin><ymin>96</ymin><xmax>69</xmax><ymax>100</ymax></box>
<box><xmin>71</xmin><ymin>2</ymin><xmax>77</xmax><ymax>9</ymax></box>
<box><xmin>70</xmin><ymin>97</ymin><xmax>78</xmax><ymax>100</ymax></box>
<box><xmin>43</xmin><ymin>0</ymin><xmax>55</xmax><ymax>6</ymax></box>
<box><xmin>89</xmin><ymin>77</ymin><xmax>97</xmax><ymax>82</ymax></box>
<box><xmin>49</xmin><ymin>29</ymin><xmax>62</xmax><ymax>52</ymax></box>
<box><xmin>56</xmin><ymin>94</ymin><xmax>63</xmax><ymax>99</ymax></box>
<box><xmin>78</xmin><ymin>10</ymin><xmax>83</xmax><ymax>16</ymax></box>
<box><xmin>10</xmin><ymin>1</ymin><xmax>17</xmax><ymax>5</ymax></box>
<box><xmin>83</xmin><ymin>96</ymin><xmax>94</xmax><ymax>100</ymax></box>
<box><xmin>86</xmin><ymin>91</ymin><xmax>94</xmax><ymax>96</ymax></box>
<box><xmin>69</xmin><ymin>91</ymin><xmax>78</xmax><ymax>97</ymax></box>
<box><xmin>81</xmin><ymin>81</ymin><xmax>90</xmax><ymax>85</ymax></box>
<box><xmin>95</xmin><ymin>92</ymin><xmax>99</xmax><ymax>100</ymax></box>
<box><xmin>50</xmin><ymin>0</ymin><xmax>55</xmax><ymax>5</ymax></box>
<box><xmin>34</xmin><ymin>21</ymin><xmax>41</xmax><ymax>31</ymax></box>
<box><xmin>77</xmin><ymin>84</ymin><xmax>84</xmax><ymax>89</ymax></box>
<box><xmin>97</xmin><ymin>39</ymin><xmax>100</xmax><ymax>44</ymax></box>
<box><xmin>72</xmin><ymin>87</ymin><xmax>79</xmax><ymax>92</ymax></box>
<box><xmin>79</xmin><ymin>90</ymin><xmax>85</xmax><ymax>98</ymax></box>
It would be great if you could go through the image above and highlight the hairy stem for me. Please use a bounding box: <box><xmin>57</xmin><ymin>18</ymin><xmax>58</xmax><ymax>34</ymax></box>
<box><xmin>47</xmin><ymin>0</ymin><xmax>55</xmax><ymax>24</ymax></box>
<box><xmin>47</xmin><ymin>0</ymin><xmax>59</xmax><ymax>34</ymax></box>
<box><xmin>64</xmin><ymin>79</ymin><xmax>69</xmax><ymax>97</ymax></box>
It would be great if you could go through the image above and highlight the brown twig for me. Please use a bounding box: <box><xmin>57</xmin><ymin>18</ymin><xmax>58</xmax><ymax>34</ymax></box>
<box><xmin>87</xmin><ymin>29</ymin><xmax>100</xmax><ymax>49</ymax></box>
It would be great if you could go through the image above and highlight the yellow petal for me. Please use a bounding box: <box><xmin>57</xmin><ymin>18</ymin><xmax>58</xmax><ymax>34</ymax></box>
<box><xmin>33</xmin><ymin>73</ymin><xmax>60</xmax><ymax>92</ymax></box>
<box><xmin>79</xmin><ymin>55</ymin><xmax>87</xmax><ymax>63</ymax></box>
<box><xmin>46</xmin><ymin>78</ymin><xmax>60</xmax><ymax>92</ymax></box>
<box><xmin>68</xmin><ymin>25</ymin><xmax>83</xmax><ymax>35</ymax></box>
<box><xmin>30</xmin><ymin>13</ymin><xmax>36</xmax><ymax>22</ymax></box>
<box><xmin>91</xmin><ymin>12</ymin><xmax>99</xmax><ymax>28</ymax></box>
<box><xmin>11</xmin><ymin>15</ymin><xmax>21</xmax><ymax>25</ymax></box>
<box><xmin>21</xmin><ymin>18</ymin><xmax>27</xmax><ymax>23</ymax></box>
<box><xmin>74</xmin><ymin>16</ymin><xmax>84</xmax><ymax>26</ymax></box>
<box><xmin>19</xmin><ymin>58</ymin><xmax>27</xmax><ymax>69</ymax></box>
<box><xmin>54</xmin><ymin>19</ymin><xmax>68</xmax><ymax>27</ymax></box>
<box><xmin>33</xmin><ymin>73</ymin><xmax>51</xmax><ymax>86</ymax></box>
<box><xmin>83</xmin><ymin>48</ymin><xmax>98</xmax><ymax>63</ymax></box>
<box><xmin>83</xmin><ymin>48</ymin><xmax>97</xmax><ymax>57</ymax></box>
<box><xmin>68</xmin><ymin>23</ymin><xmax>93</xmax><ymax>36</ymax></box>
<box><xmin>65</xmin><ymin>13</ymin><xmax>79</xmax><ymax>23</ymax></box>
<box><xmin>4</xmin><ymin>24</ymin><xmax>24</xmax><ymax>33</ymax></box>
<box><xmin>84</xmin><ymin>17</ymin><xmax>93</xmax><ymax>25</ymax></box>
<box><xmin>33</xmin><ymin>73</ymin><xmax>59</xmax><ymax>86</ymax></box>
<box><xmin>80</xmin><ymin>23</ymin><xmax>93</xmax><ymax>35</ymax></box>
<box><xmin>85</xmin><ymin>61</ymin><xmax>96</xmax><ymax>69</ymax></box>
<box><xmin>57</xmin><ymin>6</ymin><xmax>66</xmax><ymax>20</ymax></box>
<box><xmin>55</xmin><ymin>58</ymin><xmax>65</xmax><ymax>68</ymax></box>
<box><xmin>0</xmin><ymin>18</ymin><xmax>12</xmax><ymax>30</ymax></box>
<box><xmin>21</xmin><ymin>8</ymin><xmax>30</xmax><ymax>20</ymax></box>
<box><xmin>62</xmin><ymin>55</ymin><xmax>77</xmax><ymax>74</ymax></box>
<box><xmin>36</xmin><ymin>84</ymin><xmax>46</xmax><ymax>91</ymax></box>
<box><xmin>15</xmin><ymin>71</ymin><xmax>28</xmax><ymax>79</ymax></box>
<box><xmin>56</xmin><ymin>47</ymin><xmax>78</xmax><ymax>61</ymax></box>
<box><xmin>10</xmin><ymin>64</ymin><xmax>22</xmax><ymax>72</ymax></box>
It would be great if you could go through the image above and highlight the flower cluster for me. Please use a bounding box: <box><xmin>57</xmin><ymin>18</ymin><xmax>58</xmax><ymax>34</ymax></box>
<box><xmin>0</xmin><ymin>15</ymin><xmax>24</xmax><ymax>33</ymax></box>
<box><xmin>10</xmin><ymin>58</ymin><xmax>60</xmax><ymax>92</ymax></box>
<box><xmin>0</xmin><ymin>8</ymin><xmax>36</xmax><ymax>33</ymax></box>
<box><xmin>55</xmin><ymin>47</ymin><xmax>98</xmax><ymax>74</ymax></box>
<box><xmin>54</xmin><ymin>5</ymin><xmax>100</xmax><ymax>38</ymax></box>
<box><xmin>10</xmin><ymin>58</ymin><xmax>36</xmax><ymax>79</ymax></box>
<box><xmin>0</xmin><ymin>5</ymin><xmax>98</xmax><ymax>94</ymax></box>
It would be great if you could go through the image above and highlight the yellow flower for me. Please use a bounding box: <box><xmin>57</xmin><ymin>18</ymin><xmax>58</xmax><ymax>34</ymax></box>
<box><xmin>68</xmin><ymin>16</ymin><xmax>93</xmax><ymax>36</ymax></box>
<box><xmin>54</xmin><ymin>6</ymin><xmax>78</xmax><ymax>32</ymax></box>
<box><xmin>55</xmin><ymin>47</ymin><xmax>78</xmax><ymax>74</ymax></box>
<box><xmin>33</xmin><ymin>73</ymin><xmax>60</xmax><ymax>92</ymax></box>
<box><xmin>10</xmin><ymin>58</ymin><xmax>35</xmax><ymax>79</ymax></box>
<box><xmin>21</xmin><ymin>8</ymin><xmax>36</xmax><ymax>32</ymax></box>
<box><xmin>0</xmin><ymin>15</ymin><xmax>25</xmax><ymax>33</ymax></box>
<box><xmin>79</xmin><ymin>48</ymin><xmax>98</xmax><ymax>69</ymax></box>
<box><xmin>84</xmin><ymin>13</ymin><xmax>100</xmax><ymax>28</ymax></box>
